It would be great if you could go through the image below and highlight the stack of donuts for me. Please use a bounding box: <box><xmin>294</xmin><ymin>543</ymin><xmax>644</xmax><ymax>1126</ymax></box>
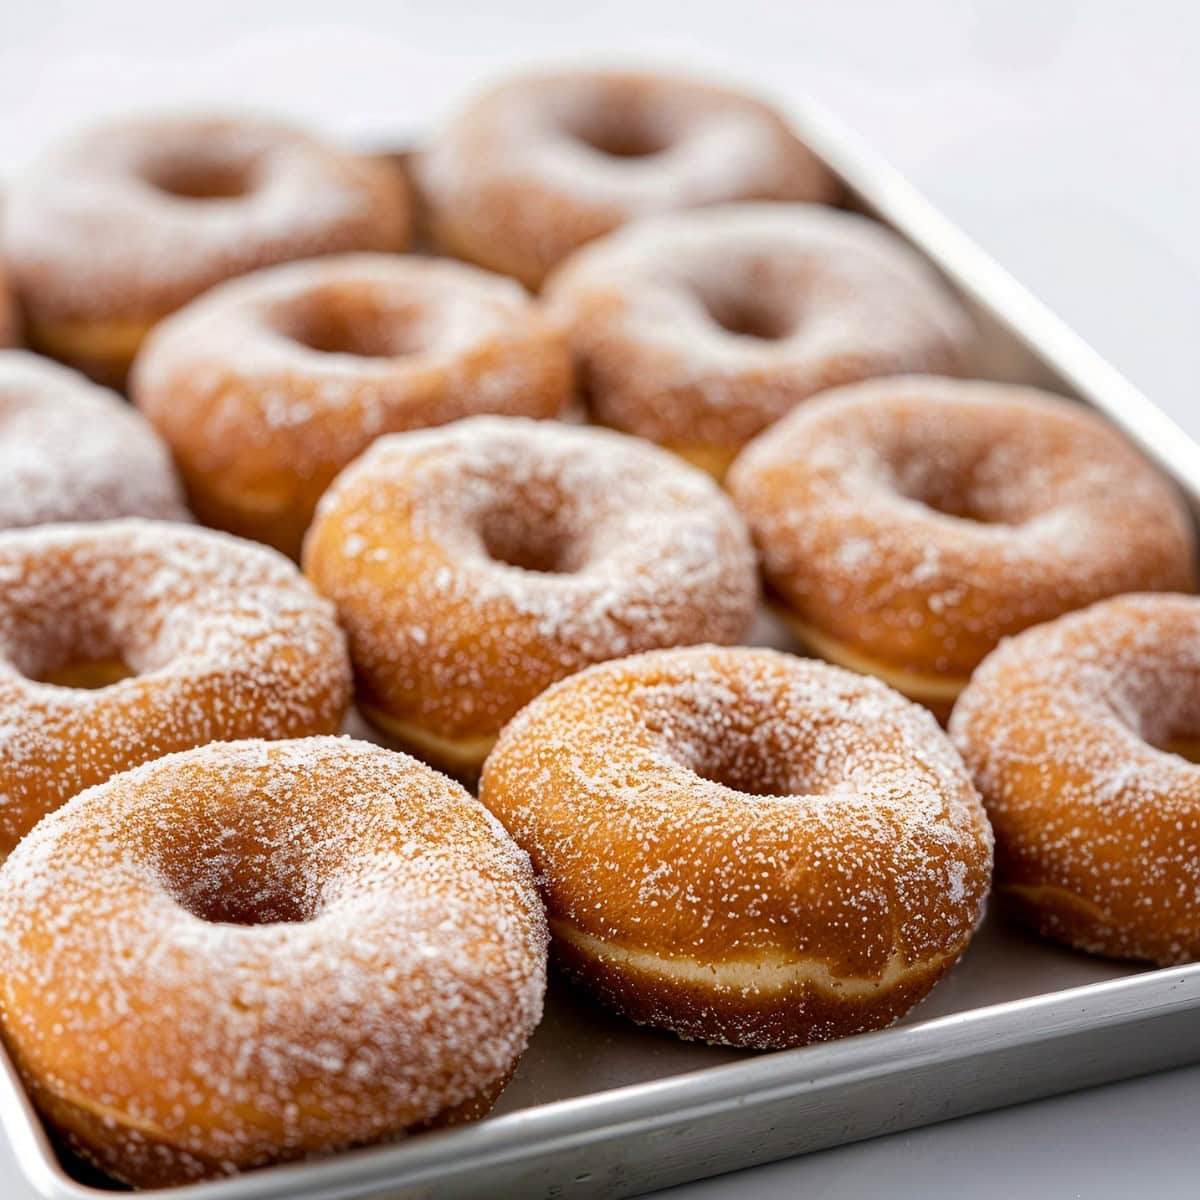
<box><xmin>0</xmin><ymin>64</ymin><xmax>1194</xmax><ymax>1190</ymax></box>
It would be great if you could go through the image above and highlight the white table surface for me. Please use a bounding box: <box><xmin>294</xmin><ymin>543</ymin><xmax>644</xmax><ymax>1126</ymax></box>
<box><xmin>3</xmin><ymin>3</ymin><xmax>1199</xmax><ymax>1197</ymax></box>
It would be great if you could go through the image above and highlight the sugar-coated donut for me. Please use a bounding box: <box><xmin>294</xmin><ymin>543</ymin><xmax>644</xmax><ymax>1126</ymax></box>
<box><xmin>417</xmin><ymin>70</ymin><xmax>838</xmax><ymax>288</ymax></box>
<box><xmin>6</xmin><ymin>115</ymin><xmax>409</xmax><ymax>386</ymax></box>
<box><xmin>0</xmin><ymin>737</ymin><xmax>548</xmax><ymax>1187</ymax></box>
<box><xmin>0</xmin><ymin>351</ymin><xmax>189</xmax><ymax>529</ymax></box>
<box><xmin>304</xmin><ymin>417</ymin><xmax>758</xmax><ymax>777</ymax></box>
<box><xmin>480</xmin><ymin>646</ymin><xmax>992</xmax><ymax>1048</ymax></box>
<box><xmin>728</xmin><ymin>377</ymin><xmax>1197</xmax><ymax>717</ymax></box>
<box><xmin>0</xmin><ymin>520</ymin><xmax>351</xmax><ymax>856</ymax></box>
<box><xmin>951</xmin><ymin>594</ymin><xmax>1200</xmax><ymax>965</ymax></box>
<box><xmin>133</xmin><ymin>254</ymin><xmax>573</xmax><ymax>557</ymax></box>
<box><xmin>545</xmin><ymin>205</ymin><xmax>974</xmax><ymax>476</ymax></box>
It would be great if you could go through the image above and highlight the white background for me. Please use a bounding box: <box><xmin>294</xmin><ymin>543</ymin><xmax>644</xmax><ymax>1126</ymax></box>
<box><xmin>2</xmin><ymin>2</ymin><xmax>1199</xmax><ymax>1197</ymax></box>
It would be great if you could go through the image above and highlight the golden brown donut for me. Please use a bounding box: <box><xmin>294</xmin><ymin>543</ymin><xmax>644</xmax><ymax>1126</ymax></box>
<box><xmin>728</xmin><ymin>376</ymin><xmax>1196</xmax><ymax>718</ymax></box>
<box><xmin>0</xmin><ymin>350</ymin><xmax>189</xmax><ymax>529</ymax></box>
<box><xmin>951</xmin><ymin>594</ymin><xmax>1200</xmax><ymax>965</ymax></box>
<box><xmin>133</xmin><ymin>254</ymin><xmax>573</xmax><ymax>557</ymax></box>
<box><xmin>0</xmin><ymin>520</ymin><xmax>351</xmax><ymax>856</ymax></box>
<box><xmin>480</xmin><ymin>645</ymin><xmax>993</xmax><ymax>1048</ymax></box>
<box><xmin>545</xmin><ymin>205</ymin><xmax>974</xmax><ymax>475</ymax></box>
<box><xmin>5</xmin><ymin>114</ymin><xmax>409</xmax><ymax>386</ymax></box>
<box><xmin>303</xmin><ymin>417</ymin><xmax>758</xmax><ymax>778</ymax></box>
<box><xmin>0</xmin><ymin>736</ymin><xmax>548</xmax><ymax>1187</ymax></box>
<box><xmin>416</xmin><ymin>69</ymin><xmax>838</xmax><ymax>288</ymax></box>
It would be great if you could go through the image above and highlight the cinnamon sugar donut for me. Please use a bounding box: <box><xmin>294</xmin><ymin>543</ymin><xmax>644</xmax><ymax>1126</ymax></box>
<box><xmin>6</xmin><ymin>115</ymin><xmax>409</xmax><ymax>386</ymax></box>
<box><xmin>480</xmin><ymin>646</ymin><xmax>993</xmax><ymax>1048</ymax></box>
<box><xmin>545</xmin><ymin>205</ymin><xmax>974</xmax><ymax>475</ymax></box>
<box><xmin>417</xmin><ymin>69</ymin><xmax>837</xmax><ymax>288</ymax></box>
<box><xmin>0</xmin><ymin>351</ymin><xmax>188</xmax><ymax>529</ymax></box>
<box><xmin>0</xmin><ymin>520</ymin><xmax>350</xmax><ymax>856</ymax></box>
<box><xmin>951</xmin><ymin>594</ymin><xmax>1200</xmax><ymax>965</ymax></box>
<box><xmin>133</xmin><ymin>254</ymin><xmax>573</xmax><ymax>557</ymax></box>
<box><xmin>728</xmin><ymin>377</ymin><xmax>1196</xmax><ymax>717</ymax></box>
<box><xmin>0</xmin><ymin>737</ymin><xmax>548</xmax><ymax>1187</ymax></box>
<box><xmin>303</xmin><ymin>417</ymin><xmax>758</xmax><ymax>777</ymax></box>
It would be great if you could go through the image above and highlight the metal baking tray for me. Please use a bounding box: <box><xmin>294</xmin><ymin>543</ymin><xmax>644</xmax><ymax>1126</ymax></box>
<box><xmin>5</xmin><ymin>97</ymin><xmax>1200</xmax><ymax>1200</ymax></box>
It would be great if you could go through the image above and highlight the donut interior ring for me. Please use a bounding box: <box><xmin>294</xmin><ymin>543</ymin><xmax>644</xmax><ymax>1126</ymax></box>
<box><xmin>951</xmin><ymin>593</ymin><xmax>1200</xmax><ymax>965</ymax></box>
<box><xmin>728</xmin><ymin>375</ymin><xmax>1197</xmax><ymax>715</ymax></box>
<box><xmin>0</xmin><ymin>737</ymin><xmax>548</xmax><ymax>1187</ymax></box>
<box><xmin>417</xmin><ymin>70</ymin><xmax>839</xmax><ymax>287</ymax></box>
<box><xmin>133</xmin><ymin>254</ymin><xmax>573</xmax><ymax>557</ymax></box>
<box><xmin>6</xmin><ymin>115</ymin><xmax>410</xmax><ymax>385</ymax></box>
<box><xmin>545</xmin><ymin>205</ymin><xmax>975</xmax><ymax>475</ymax></box>
<box><xmin>480</xmin><ymin>645</ymin><xmax>993</xmax><ymax>1048</ymax></box>
<box><xmin>0</xmin><ymin>520</ymin><xmax>351</xmax><ymax>855</ymax></box>
<box><xmin>0</xmin><ymin>350</ymin><xmax>189</xmax><ymax>529</ymax></box>
<box><xmin>304</xmin><ymin>416</ymin><xmax>758</xmax><ymax>777</ymax></box>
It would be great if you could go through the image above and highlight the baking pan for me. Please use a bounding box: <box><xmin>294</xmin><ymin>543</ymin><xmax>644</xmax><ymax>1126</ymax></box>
<box><xmin>5</xmin><ymin>97</ymin><xmax>1200</xmax><ymax>1199</ymax></box>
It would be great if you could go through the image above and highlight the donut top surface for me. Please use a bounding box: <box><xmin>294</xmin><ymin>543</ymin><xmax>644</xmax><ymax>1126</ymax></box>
<box><xmin>544</xmin><ymin>204</ymin><xmax>975</xmax><ymax>449</ymax></box>
<box><xmin>728</xmin><ymin>376</ymin><xmax>1198</xmax><ymax>677</ymax></box>
<box><xmin>481</xmin><ymin>645</ymin><xmax>992</xmax><ymax>979</ymax></box>
<box><xmin>0</xmin><ymin>737</ymin><xmax>547</xmax><ymax>1181</ymax></box>
<box><xmin>305</xmin><ymin>416</ymin><xmax>758</xmax><ymax>739</ymax></box>
<box><xmin>0</xmin><ymin>350</ymin><xmax>189</xmax><ymax>529</ymax></box>
<box><xmin>5</xmin><ymin>114</ymin><xmax>410</xmax><ymax>322</ymax></box>
<box><xmin>950</xmin><ymin>593</ymin><xmax>1200</xmax><ymax>962</ymax></box>
<box><xmin>417</xmin><ymin>69</ymin><xmax>838</xmax><ymax>285</ymax></box>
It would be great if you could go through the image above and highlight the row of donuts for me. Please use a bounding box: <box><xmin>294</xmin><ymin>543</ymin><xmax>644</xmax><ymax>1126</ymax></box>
<box><xmin>4</xmin><ymin>336</ymin><xmax>1195</xmax><ymax>752</ymax></box>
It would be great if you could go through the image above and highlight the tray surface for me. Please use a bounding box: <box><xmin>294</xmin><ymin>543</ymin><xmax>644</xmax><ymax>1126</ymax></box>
<box><xmin>4</xmin><ymin>97</ymin><xmax>1200</xmax><ymax>1200</ymax></box>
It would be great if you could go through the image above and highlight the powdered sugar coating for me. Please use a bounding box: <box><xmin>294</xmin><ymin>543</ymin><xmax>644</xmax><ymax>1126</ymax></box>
<box><xmin>417</xmin><ymin>69</ymin><xmax>837</xmax><ymax>287</ymax></box>
<box><xmin>5</xmin><ymin>114</ymin><xmax>409</xmax><ymax>327</ymax></box>
<box><xmin>728</xmin><ymin>376</ymin><xmax>1197</xmax><ymax>680</ymax></box>
<box><xmin>133</xmin><ymin>253</ymin><xmax>572</xmax><ymax>557</ymax></box>
<box><xmin>0</xmin><ymin>736</ymin><xmax>548</xmax><ymax>1186</ymax></box>
<box><xmin>481</xmin><ymin>646</ymin><xmax>992</xmax><ymax>1046</ymax></box>
<box><xmin>305</xmin><ymin>417</ymin><xmax>759</xmax><ymax>749</ymax></box>
<box><xmin>544</xmin><ymin>205</ymin><xmax>974</xmax><ymax>457</ymax></box>
<box><xmin>0</xmin><ymin>519</ymin><xmax>351</xmax><ymax>854</ymax></box>
<box><xmin>950</xmin><ymin>593</ymin><xmax>1200</xmax><ymax>964</ymax></box>
<box><xmin>0</xmin><ymin>351</ymin><xmax>189</xmax><ymax>529</ymax></box>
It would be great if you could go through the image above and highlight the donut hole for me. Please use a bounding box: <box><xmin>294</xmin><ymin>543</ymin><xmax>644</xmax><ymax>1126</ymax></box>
<box><xmin>36</xmin><ymin>656</ymin><xmax>134</xmax><ymax>690</ymax></box>
<box><xmin>278</xmin><ymin>287</ymin><xmax>428</xmax><ymax>360</ymax></box>
<box><xmin>157</xmin><ymin>836</ymin><xmax>320</xmax><ymax>926</ymax></box>
<box><xmin>689</xmin><ymin>275</ymin><xmax>798</xmax><ymax>343</ymax></box>
<box><xmin>692</xmin><ymin>756</ymin><xmax>797</xmax><ymax>798</ymax></box>
<box><xmin>566</xmin><ymin>112</ymin><xmax>671</xmax><ymax>159</ymax></box>
<box><xmin>479</xmin><ymin>506</ymin><xmax>577</xmax><ymax>574</ymax></box>
<box><xmin>143</xmin><ymin>158</ymin><xmax>257</xmax><ymax>201</ymax></box>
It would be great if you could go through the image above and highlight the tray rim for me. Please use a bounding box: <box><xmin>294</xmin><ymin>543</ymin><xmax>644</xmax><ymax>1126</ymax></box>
<box><xmin>6</xmin><ymin>96</ymin><xmax>1200</xmax><ymax>1199</ymax></box>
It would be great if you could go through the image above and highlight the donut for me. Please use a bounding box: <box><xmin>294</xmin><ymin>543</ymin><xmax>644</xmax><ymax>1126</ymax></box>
<box><xmin>0</xmin><ymin>350</ymin><xmax>189</xmax><ymax>529</ymax></box>
<box><xmin>951</xmin><ymin>594</ymin><xmax>1200</xmax><ymax>965</ymax></box>
<box><xmin>303</xmin><ymin>417</ymin><xmax>758</xmax><ymax>777</ymax></box>
<box><xmin>0</xmin><ymin>736</ymin><xmax>548</xmax><ymax>1186</ymax></box>
<box><xmin>416</xmin><ymin>69</ymin><xmax>837</xmax><ymax>288</ymax></box>
<box><xmin>133</xmin><ymin>254</ymin><xmax>573</xmax><ymax>557</ymax></box>
<box><xmin>545</xmin><ymin>205</ymin><xmax>974</xmax><ymax>476</ymax></box>
<box><xmin>479</xmin><ymin>645</ymin><xmax>992</xmax><ymax>1048</ymax></box>
<box><xmin>5</xmin><ymin>114</ymin><xmax>409</xmax><ymax>386</ymax></box>
<box><xmin>728</xmin><ymin>376</ymin><xmax>1197</xmax><ymax>718</ymax></box>
<box><xmin>0</xmin><ymin>520</ymin><xmax>351</xmax><ymax>856</ymax></box>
